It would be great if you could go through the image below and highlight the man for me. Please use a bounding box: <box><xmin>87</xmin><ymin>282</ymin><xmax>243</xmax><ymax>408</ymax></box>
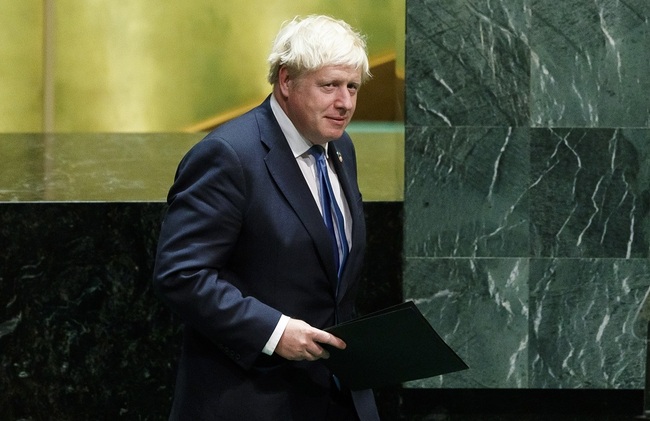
<box><xmin>153</xmin><ymin>15</ymin><xmax>379</xmax><ymax>420</ymax></box>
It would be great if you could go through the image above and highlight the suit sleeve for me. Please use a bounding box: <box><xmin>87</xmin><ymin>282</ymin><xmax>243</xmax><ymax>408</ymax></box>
<box><xmin>152</xmin><ymin>136</ymin><xmax>282</xmax><ymax>370</ymax></box>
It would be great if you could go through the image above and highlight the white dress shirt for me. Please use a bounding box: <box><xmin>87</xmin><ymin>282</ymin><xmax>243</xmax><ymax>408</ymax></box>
<box><xmin>261</xmin><ymin>94</ymin><xmax>352</xmax><ymax>355</ymax></box>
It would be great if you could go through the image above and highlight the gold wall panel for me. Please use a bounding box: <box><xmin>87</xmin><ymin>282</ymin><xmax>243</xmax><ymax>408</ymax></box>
<box><xmin>48</xmin><ymin>0</ymin><xmax>403</xmax><ymax>132</ymax></box>
<box><xmin>0</xmin><ymin>0</ymin><xmax>43</xmax><ymax>132</ymax></box>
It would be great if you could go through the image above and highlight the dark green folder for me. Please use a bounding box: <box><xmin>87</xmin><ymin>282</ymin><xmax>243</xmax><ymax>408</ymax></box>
<box><xmin>323</xmin><ymin>301</ymin><xmax>468</xmax><ymax>390</ymax></box>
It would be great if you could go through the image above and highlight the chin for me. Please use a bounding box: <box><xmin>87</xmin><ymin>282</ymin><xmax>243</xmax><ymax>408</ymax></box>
<box><xmin>325</xmin><ymin>130</ymin><xmax>346</xmax><ymax>140</ymax></box>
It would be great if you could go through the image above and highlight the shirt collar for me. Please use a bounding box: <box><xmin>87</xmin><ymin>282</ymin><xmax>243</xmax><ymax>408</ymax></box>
<box><xmin>270</xmin><ymin>93</ymin><xmax>329</xmax><ymax>158</ymax></box>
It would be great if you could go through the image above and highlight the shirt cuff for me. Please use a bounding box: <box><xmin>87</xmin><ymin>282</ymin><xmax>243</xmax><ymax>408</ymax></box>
<box><xmin>262</xmin><ymin>314</ymin><xmax>290</xmax><ymax>356</ymax></box>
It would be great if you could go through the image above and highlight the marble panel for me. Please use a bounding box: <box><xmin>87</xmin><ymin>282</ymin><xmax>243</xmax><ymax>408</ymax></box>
<box><xmin>0</xmin><ymin>201</ymin><xmax>402</xmax><ymax>419</ymax></box>
<box><xmin>530</xmin><ymin>128</ymin><xmax>650</xmax><ymax>258</ymax></box>
<box><xmin>0</xmin><ymin>130</ymin><xmax>404</xmax><ymax>203</ymax></box>
<box><xmin>529</xmin><ymin>258</ymin><xmax>650</xmax><ymax>389</ymax></box>
<box><xmin>403</xmin><ymin>256</ymin><xmax>650</xmax><ymax>390</ymax></box>
<box><xmin>0</xmin><ymin>203</ymin><xmax>177</xmax><ymax>420</ymax></box>
<box><xmin>530</xmin><ymin>0</ymin><xmax>650</xmax><ymax>127</ymax></box>
<box><xmin>403</xmin><ymin>257</ymin><xmax>529</xmax><ymax>389</ymax></box>
<box><xmin>0</xmin><ymin>133</ymin><xmax>202</xmax><ymax>202</ymax></box>
<box><xmin>406</xmin><ymin>0</ymin><xmax>531</xmax><ymax>127</ymax></box>
<box><xmin>405</xmin><ymin>126</ymin><xmax>530</xmax><ymax>257</ymax></box>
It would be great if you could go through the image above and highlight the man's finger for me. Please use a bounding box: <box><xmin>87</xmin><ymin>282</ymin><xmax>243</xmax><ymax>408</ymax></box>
<box><xmin>314</xmin><ymin>331</ymin><xmax>346</xmax><ymax>350</ymax></box>
<box><xmin>328</xmin><ymin>334</ymin><xmax>346</xmax><ymax>350</ymax></box>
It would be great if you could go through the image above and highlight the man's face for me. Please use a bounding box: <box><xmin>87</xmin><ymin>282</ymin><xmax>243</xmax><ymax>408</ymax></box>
<box><xmin>280</xmin><ymin>65</ymin><xmax>362</xmax><ymax>145</ymax></box>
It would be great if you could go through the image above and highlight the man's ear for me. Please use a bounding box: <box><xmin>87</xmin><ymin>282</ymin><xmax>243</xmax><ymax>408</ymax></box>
<box><xmin>278</xmin><ymin>66</ymin><xmax>291</xmax><ymax>97</ymax></box>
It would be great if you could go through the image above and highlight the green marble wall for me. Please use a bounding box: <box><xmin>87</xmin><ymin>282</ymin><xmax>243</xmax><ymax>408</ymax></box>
<box><xmin>405</xmin><ymin>0</ymin><xmax>650</xmax><ymax>389</ymax></box>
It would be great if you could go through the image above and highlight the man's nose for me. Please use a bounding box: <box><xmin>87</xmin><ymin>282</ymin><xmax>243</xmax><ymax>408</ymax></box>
<box><xmin>334</xmin><ymin>88</ymin><xmax>354</xmax><ymax>110</ymax></box>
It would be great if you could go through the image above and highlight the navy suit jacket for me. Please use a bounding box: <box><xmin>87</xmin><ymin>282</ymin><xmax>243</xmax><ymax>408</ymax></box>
<box><xmin>153</xmin><ymin>96</ymin><xmax>379</xmax><ymax>420</ymax></box>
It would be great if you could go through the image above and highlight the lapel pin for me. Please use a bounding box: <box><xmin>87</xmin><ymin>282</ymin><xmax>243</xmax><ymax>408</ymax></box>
<box><xmin>337</xmin><ymin>151</ymin><xmax>343</xmax><ymax>162</ymax></box>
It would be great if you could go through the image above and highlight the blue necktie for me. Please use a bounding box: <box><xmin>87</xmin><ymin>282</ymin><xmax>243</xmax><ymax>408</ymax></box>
<box><xmin>309</xmin><ymin>145</ymin><xmax>349</xmax><ymax>286</ymax></box>
<box><xmin>310</xmin><ymin>146</ymin><xmax>348</xmax><ymax>390</ymax></box>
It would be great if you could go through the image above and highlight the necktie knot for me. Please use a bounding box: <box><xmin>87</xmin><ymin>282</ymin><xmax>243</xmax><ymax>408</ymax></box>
<box><xmin>309</xmin><ymin>144</ymin><xmax>326</xmax><ymax>161</ymax></box>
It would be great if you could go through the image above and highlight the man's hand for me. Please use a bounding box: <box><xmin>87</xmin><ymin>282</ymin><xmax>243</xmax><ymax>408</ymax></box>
<box><xmin>274</xmin><ymin>318</ymin><xmax>346</xmax><ymax>361</ymax></box>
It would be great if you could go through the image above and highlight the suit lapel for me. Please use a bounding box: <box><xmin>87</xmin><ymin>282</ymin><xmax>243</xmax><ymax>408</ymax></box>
<box><xmin>255</xmin><ymin>101</ymin><xmax>340</xmax><ymax>285</ymax></box>
<box><xmin>328</xmin><ymin>141</ymin><xmax>364</xmax><ymax>302</ymax></box>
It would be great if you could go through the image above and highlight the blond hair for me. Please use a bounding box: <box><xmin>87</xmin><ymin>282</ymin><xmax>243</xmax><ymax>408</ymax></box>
<box><xmin>267</xmin><ymin>15</ymin><xmax>371</xmax><ymax>85</ymax></box>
